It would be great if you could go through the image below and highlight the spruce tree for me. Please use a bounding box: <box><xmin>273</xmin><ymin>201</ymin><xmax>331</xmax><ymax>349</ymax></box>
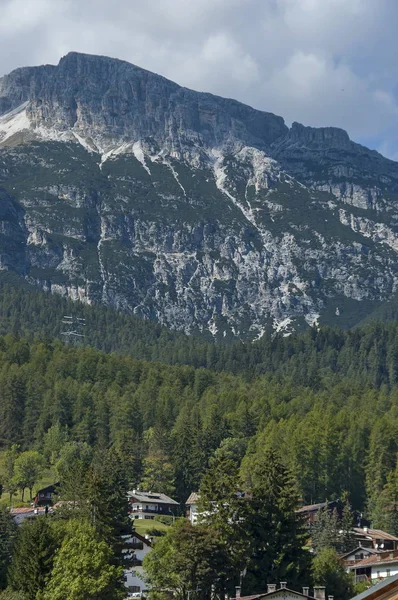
<box><xmin>7</xmin><ymin>517</ymin><xmax>57</xmax><ymax>600</ymax></box>
<box><xmin>0</xmin><ymin>508</ymin><xmax>16</xmax><ymax>590</ymax></box>
<box><xmin>245</xmin><ymin>449</ymin><xmax>311</xmax><ymax>593</ymax></box>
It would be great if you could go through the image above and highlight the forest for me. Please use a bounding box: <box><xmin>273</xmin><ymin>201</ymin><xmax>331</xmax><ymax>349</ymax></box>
<box><xmin>1</xmin><ymin>276</ymin><xmax>398</xmax><ymax>388</ymax></box>
<box><xmin>1</xmin><ymin>280</ymin><xmax>398</xmax><ymax>598</ymax></box>
<box><xmin>0</xmin><ymin>328</ymin><xmax>396</xmax><ymax>521</ymax></box>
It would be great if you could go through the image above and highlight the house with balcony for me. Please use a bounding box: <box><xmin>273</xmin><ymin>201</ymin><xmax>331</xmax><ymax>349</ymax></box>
<box><xmin>347</xmin><ymin>550</ymin><xmax>398</xmax><ymax>583</ymax></box>
<box><xmin>352</xmin><ymin>528</ymin><xmax>398</xmax><ymax>551</ymax></box>
<box><xmin>123</xmin><ymin>531</ymin><xmax>152</xmax><ymax>597</ymax></box>
<box><xmin>128</xmin><ymin>490</ymin><xmax>179</xmax><ymax>520</ymax></box>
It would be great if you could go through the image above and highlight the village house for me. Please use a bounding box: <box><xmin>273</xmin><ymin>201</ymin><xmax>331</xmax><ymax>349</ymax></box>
<box><xmin>297</xmin><ymin>500</ymin><xmax>344</xmax><ymax>526</ymax></box>
<box><xmin>297</xmin><ymin>500</ymin><xmax>369</xmax><ymax>529</ymax></box>
<box><xmin>186</xmin><ymin>492</ymin><xmax>200</xmax><ymax>524</ymax></box>
<box><xmin>123</xmin><ymin>531</ymin><xmax>152</xmax><ymax>597</ymax></box>
<box><xmin>232</xmin><ymin>582</ymin><xmax>329</xmax><ymax>600</ymax></box>
<box><xmin>340</xmin><ymin>546</ymin><xmax>381</xmax><ymax>568</ymax></box>
<box><xmin>347</xmin><ymin>550</ymin><xmax>398</xmax><ymax>583</ymax></box>
<box><xmin>352</xmin><ymin>528</ymin><xmax>398</xmax><ymax>551</ymax></box>
<box><xmin>34</xmin><ymin>482</ymin><xmax>60</xmax><ymax>506</ymax></box>
<box><xmin>10</xmin><ymin>506</ymin><xmax>50</xmax><ymax>524</ymax></box>
<box><xmin>128</xmin><ymin>490</ymin><xmax>179</xmax><ymax>521</ymax></box>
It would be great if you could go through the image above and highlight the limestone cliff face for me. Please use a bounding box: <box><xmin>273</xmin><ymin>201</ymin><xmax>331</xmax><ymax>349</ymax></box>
<box><xmin>0</xmin><ymin>52</ymin><xmax>398</xmax><ymax>338</ymax></box>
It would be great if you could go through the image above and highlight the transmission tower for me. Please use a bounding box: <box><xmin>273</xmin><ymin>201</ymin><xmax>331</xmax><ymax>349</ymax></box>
<box><xmin>61</xmin><ymin>315</ymin><xmax>86</xmax><ymax>347</ymax></box>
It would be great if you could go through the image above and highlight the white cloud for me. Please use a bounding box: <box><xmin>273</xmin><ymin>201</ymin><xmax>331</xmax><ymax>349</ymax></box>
<box><xmin>0</xmin><ymin>0</ymin><xmax>397</xmax><ymax>157</ymax></box>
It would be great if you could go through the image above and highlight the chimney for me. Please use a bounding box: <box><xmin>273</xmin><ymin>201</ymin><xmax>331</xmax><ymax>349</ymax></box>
<box><xmin>267</xmin><ymin>585</ymin><xmax>277</xmax><ymax>594</ymax></box>
<box><xmin>235</xmin><ymin>587</ymin><xmax>241</xmax><ymax>600</ymax></box>
<box><xmin>280</xmin><ymin>583</ymin><xmax>287</xmax><ymax>590</ymax></box>
<box><xmin>303</xmin><ymin>588</ymin><xmax>309</xmax><ymax>597</ymax></box>
<box><xmin>313</xmin><ymin>587</ymin><xmax>326</xmax><ymax>600</ymax></box>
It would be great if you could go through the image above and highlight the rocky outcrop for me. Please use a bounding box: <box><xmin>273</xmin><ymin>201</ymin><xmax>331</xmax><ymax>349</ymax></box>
<box><xmin>0</xmin><ymin>52</ymin><xmax>398</xmax><ymax>337</ymax></box>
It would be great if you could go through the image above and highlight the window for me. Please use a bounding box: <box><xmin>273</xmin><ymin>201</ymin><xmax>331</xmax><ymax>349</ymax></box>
<box><xmin>387</xmin><ymin>569</ymin><xmax>391</xmax><ymax>577</ymax></box>
<box><xmin>377</xmin><ymin>571</ymin><xmax>381</xmax><ymax>579</ymax></box>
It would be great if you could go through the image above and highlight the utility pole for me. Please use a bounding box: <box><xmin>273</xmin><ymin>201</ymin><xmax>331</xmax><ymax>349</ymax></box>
<box><xmin>61</xmin><ymin>315</ymin><xmax>86</xmax><ymax>347</ymax></box>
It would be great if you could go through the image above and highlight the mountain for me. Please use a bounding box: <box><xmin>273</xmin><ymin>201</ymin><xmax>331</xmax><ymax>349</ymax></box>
<box><xmin>1</xmin><ymin>51</ymin><xmax>398</xmax><ymax>338</ymax></box>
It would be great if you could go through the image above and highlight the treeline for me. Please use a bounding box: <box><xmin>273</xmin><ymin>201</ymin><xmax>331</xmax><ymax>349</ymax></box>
<box><xmin>0</xmin><ymin>333</ymin><xmax>398</xmax><ymax>521</ymax></box>
<box><xmin>2</xmin><ymin>277</ymin><xmax>398</xmax><ymax>387</ymax></box>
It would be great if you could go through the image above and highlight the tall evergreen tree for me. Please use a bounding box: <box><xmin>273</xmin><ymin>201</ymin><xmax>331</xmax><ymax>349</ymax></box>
<box><xmin>7</xmin><ymin>517</ymin><xmax>57</xmax><ymax>600</ymax></box>
<box><xmin>0</xmin><ymin>508</ymin><xmax>16</xmax><ymax>591</ymax></box>
<box><xmin>244</xmin><ymin>449</ymin><xmax>311</xmax><ymax>593</ymax></box>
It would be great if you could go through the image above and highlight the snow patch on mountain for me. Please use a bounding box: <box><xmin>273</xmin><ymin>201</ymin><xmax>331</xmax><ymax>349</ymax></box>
<box><xmin>0</xmin><ymin>102</ymin><xmax>30</xmax><ymax>143</ymax></box>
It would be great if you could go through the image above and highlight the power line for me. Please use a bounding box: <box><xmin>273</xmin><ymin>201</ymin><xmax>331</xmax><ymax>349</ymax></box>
<box><xmin>61</xmin><ymin>315</ymin><xmax>86</xmax><ymax>347</ymax></box>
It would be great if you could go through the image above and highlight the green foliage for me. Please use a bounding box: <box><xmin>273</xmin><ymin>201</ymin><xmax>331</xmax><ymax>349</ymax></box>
<box><xmin>0</xmin><ymin>508</ymin><xmax>16</xmax><ymax>590</ymax></box>
<box><xmin>140</xmin><ymin>427</ymin><xmax>176</xmax><ymax>498</ymax></box>
<box><xmin>312</xmin><ymin>548</ymin><xmax>355</xmax><ymax>600</ymax></box>
<box><xmin>144</xmin><ymin>520</ymin><xmax>229</xmax><ymax>600</ymax></box>
<box><xmin>55</xmin><ymin>441</ymin><xmax>92</xmax><ymax>505</ymax></box>
<box><xmin>243</xmin><ymin>449</ymin><xmax>311</xmax><ymax>593</ymax></box>
<box><xmin>199</xmin><ymin>456</ymin><xmax>250</xmax><ymax>591</ymax></box>
<box><xmin>7</xmin><ymin>517</ymin><xmax>57</xmax><ymax>600</ymax></box>
<box><xmin>42</xmin><ymin>520</ymin><xmax>124</xmax><ymax>600</ymax></box>
<box><xmin>4</xmin><ymin>278</ymin><xmax>398</xmax><ymax>387</ymax></box>
<box><xmin>42</xmin><ymin>424</ymin><xmax>68</xmax><ymax>466</ymax></box>
<box><xmin>12</xmin><ymin>452</ymin><xmax>44</xmax><ymax>502</ymax></box>
<box><xmin>0</xmin><ymin>590</ymin><xmax>26</xmax><ymax>600</ymax></box>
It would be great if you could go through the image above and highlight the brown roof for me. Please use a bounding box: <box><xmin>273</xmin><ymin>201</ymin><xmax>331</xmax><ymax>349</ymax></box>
<box><xmin>348</xmin><ymin>551</ymin><xmax>398</xmax><ymax>570</ymax></box>
<box><xmin>10</xmin><ymin>507</ymin><xmax>46</xmax><ymax>515</ymax></box>
<box><xmin>186</xmin><ymin>492</ymin><xmax>199</xmax><ymax>505</ymax></box>
<box><xmin>297</xmin><ymin>502</ymin><xmax>328</xmax><ymax>513</ymax></box>
<box><xmin>339</xmin><ymin>546</ymin><xmax>380</xmax><ymax>559</ymax></box>
<box><xmin>354</xmin><ymin>528</ymin><xmax>398</xmax><ymax>542</ymax></box>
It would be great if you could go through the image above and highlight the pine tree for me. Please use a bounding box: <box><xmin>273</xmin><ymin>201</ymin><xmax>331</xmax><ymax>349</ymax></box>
<box><xmin>199</xmin><ymin>455</ymin><xmax>252</xmax><ymax>593</ymax></box>
<box><xmin>7</xmin><ymin>517</ymin><xmax>57</xmax><ymax>600</ymax></box>
<box><xmin>0</xmin><ymin>508</ymin><xmax>16</xmax><ymax>590</ymax></box>
<box><xmin>244</xmin><ymin>449</ymin><xmax>311</xmax><ymax>593</ymax></box>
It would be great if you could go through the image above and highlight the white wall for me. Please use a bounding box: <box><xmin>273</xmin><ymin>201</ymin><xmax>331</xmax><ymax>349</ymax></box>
<box><xmin>123</xmin><ymin>535</ymin><xmax>152</xmax><ymax>596</ymax></box>
<box><xmin>370</xmin><ymin>563</ymin><xmax>398</xmax><ymax>580</ymax></box>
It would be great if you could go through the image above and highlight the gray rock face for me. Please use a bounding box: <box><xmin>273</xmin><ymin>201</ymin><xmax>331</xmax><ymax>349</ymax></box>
<box><xmin>0</xmin><ymin>52</ymin><xmax>287</xmax><ymax>152</ymax></box>
<box><xmin>0</xmin><ymin>52</ymin><xmax>398</xmax><ymax>338</ymax></box>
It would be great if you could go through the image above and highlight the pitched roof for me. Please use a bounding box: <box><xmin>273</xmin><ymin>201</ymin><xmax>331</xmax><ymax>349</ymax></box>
<box><xmin>186</xmin><ymin>492</ymin><xmax>199</xmax><ymax>505</ymax></box>
<box><xmin>340</xmin><ymin>547</ymin><xmax>381</xmax><ymax>559</ymax></box>
<box><xmin>233</xmin><ymin>588</ymin><xmax>316</xmax><ymax>600</ymax></box>
<box><xmin>127</xmin><ymin>491</ymin><xmax>179</xmax><ymax>505</ymax></box>
<box><xmin>350</xmin><ymin>573</ymin><xmax>398</xmax><ymax>600</ymax></box>
<box><xmin>297</xmin><ymin>499</ymin><xmax>341</xmax><ymax>513</ymax></box>
<box><xmin>35</xmin><ymin>482</ymin><xmax>59</xmax><ymax>494</ymax></box>
<box><xmin>347</xmin><ymin>551</ymin><xmax>398</xmax><ymax>570</ymax></box>
<box><xmin>10</xmin><ymin>507</ymin><xmax>46</xmax><ymax>515</ymax></box>
<box><xmin>354</xmin><ymin>528</ymin><xmax>398</xmax><ymax>542</ymax></box>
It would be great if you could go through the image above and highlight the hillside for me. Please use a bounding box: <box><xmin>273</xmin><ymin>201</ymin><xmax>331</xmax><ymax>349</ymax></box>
<box><xmin>1</xmin><ymin>52</ymin><xmax>398</xmax><ymax>336</ymax></box>
<box><xmin>0</xmin><ymin>277</ymin><xmax>398</xmax><ymax>389</ymax></box>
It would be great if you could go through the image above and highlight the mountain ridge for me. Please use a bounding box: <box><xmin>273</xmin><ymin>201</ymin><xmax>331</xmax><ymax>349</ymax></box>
<box><xmin>0</xmin><ymin>52</ymin><xmax>398</xmax><ymax>338</ymax></box>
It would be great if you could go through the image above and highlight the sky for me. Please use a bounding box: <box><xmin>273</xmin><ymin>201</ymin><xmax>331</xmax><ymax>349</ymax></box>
<box><xmin>1</xmin><ymin>0</ymin><xmax>398</xmax><ymax>159</ymax></box>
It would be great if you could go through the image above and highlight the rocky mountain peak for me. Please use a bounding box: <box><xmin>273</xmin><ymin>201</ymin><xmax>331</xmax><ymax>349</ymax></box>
<box><xmin>288</xmin><ymin>121</ymin><xmax>351</xmax><ymax>149</ymax></box>
<box><xmin>0</xmin><ymin>52</ymin><xmax>398</xmax><ymax>338</ymax></box>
